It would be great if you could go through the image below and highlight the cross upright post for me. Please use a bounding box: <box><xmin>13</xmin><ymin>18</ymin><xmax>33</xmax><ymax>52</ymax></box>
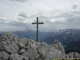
<box><xmin>32</xmin><ymin>17</ymin><xmax>44</xmax><ymax>42</ymax></box>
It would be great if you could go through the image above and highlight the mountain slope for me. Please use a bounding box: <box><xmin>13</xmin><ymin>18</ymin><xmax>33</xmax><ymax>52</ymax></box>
<box><xmin>66</xmin><ymin>34</ymin><xmax>80</xmax><ymax>53</ymax></box>
<box><xmin>41</xmin><ymin>29</ymin><xmax>80</xmax><ymax>44</ymax></box>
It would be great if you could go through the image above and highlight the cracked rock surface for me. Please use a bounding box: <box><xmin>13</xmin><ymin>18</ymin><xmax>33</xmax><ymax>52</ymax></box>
<box><xmin>0</xmin><ymin>32</ymin><xmax>80</xmax><ymax>60</ymax></box>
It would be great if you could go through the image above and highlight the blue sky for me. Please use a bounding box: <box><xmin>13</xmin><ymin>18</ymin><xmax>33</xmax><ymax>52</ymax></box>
<box><xmin>0</xmin><ymin>0</ymin><xmax>80</xmax><ymax>31</ymax></box>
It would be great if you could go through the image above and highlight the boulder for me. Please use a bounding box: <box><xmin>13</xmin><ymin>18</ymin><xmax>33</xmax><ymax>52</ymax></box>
<box><xmin>4</xmin><ymin>42</ymin><xmax>19</xmax><ymax>54</ymax></box>
<box><xmin>18</xmin><ymin>49</ymin><xmax>26</xmax><ymax>55</ymax></box>
<box><xmin>67</xmin><ymin>52</ymin><xmax>80</xmax><ymax>58</ymax></box>
<box><xmin>0</xmin><ymin>51</ymin><xmax>9</xmax><ymax>60</ymax></box>
<box><xmin>37</xmin><ymin>42</ymin><xmax>51</xmax><ymax>59</ymax></box>
<box><xmin>0</xmin><ymin>52</ymin><xmax>3</xmax><ymax>58</ymax></box>
<box><xmin>22</xmin><ymin>47</ymin><xmax>39</xmax><ymax>60</ymax></box>
<box><xmin>52</xmin><ymin>40</ymin><xmax>65</xmax><ymax>54</ymax></box>
<box><xmin>19</xmin><ymin>38</ymin><xmax>28</xmax><ymax>48</ymax></box>
<box><xmin>10</xmin><ymin>53</ymin><xmax>22</xmax><ymax>60</ymax></box>
<box><xmin>1</xmin><ymin>32</ymin><xmax>19</xmax><ymax>45</ymax></box>
<box><xmin>0</xmin><ymin>42</ymin><xmax>3</xmax><ymax>51</ymax></box>
<box><xmin>44</xmin><ymin>47</ymin><xmax>66</xmax><ymax>60</ymax></box>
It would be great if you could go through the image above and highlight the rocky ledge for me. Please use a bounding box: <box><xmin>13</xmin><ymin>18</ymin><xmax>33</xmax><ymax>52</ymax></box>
<box><xmin>0</xmin><ymin>32</ymin><xmax>80</xmax><ymax>60</ymax></box>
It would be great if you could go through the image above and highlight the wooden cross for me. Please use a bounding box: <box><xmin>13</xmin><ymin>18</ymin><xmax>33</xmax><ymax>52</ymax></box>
<box><xmin>32</xmin><ymin>17</ymin><xmax>44</xmax><ymax>42</ymax></box>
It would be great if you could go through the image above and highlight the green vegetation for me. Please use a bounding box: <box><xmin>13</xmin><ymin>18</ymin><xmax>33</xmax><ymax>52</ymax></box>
<box><xmin>63</xmin><ymin>45</ymin><xmax>67</xmax><ymax>48</ymax></box>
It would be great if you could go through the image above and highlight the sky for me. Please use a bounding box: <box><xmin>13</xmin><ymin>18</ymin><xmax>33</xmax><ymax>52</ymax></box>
<box><xmin>0</xmin><ymin>0</ymin><xmax>80</xmax><ymax>31</ymax></box>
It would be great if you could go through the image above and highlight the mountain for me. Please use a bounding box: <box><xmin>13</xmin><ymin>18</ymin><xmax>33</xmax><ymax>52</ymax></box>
<box><xmin>65</xmin><ymin>34</ymin><xmax>80</xmax><ymax>53</ymax></box>
<box><xmin>41</xmin><ymin>29</ymin><xmax>80</xmax><ymax>44</ymax></box>
<box><xmin>12</xmin><ymin>28</ymin><xmax>54</xmax><ymax>41</ymax></box>
<box><xmin>0</xmin><ymin>28</ymin><xmax>80</xmax><ymax>44</ymax></box>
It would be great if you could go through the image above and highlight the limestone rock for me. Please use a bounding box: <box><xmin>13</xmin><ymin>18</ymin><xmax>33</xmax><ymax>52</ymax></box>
<box><xmin>0</xmin><ymin>52</ymin><xmax>3</xmax><ymax>58</ymax></box>
<box><xmin>18</xmin><ymin>49</ymin><xmax>26</xmax><ymax>55</ymax></box>
<box><xmin>0</xmin><ymin>32</ymin><xmax>80</xmax><ymax>60</ymax></box>
<box><xmin>22</xmin><ymin>47</ymin><xmax>39</xmax><ymax>60</ymax></box>
<box><xmin>37</xmin><ymin>42</ymin><xmax>51</xmax><ymax>59</ymax></box>
<box><xmin>10</xmin><ymin>53</ymin><xmax>23</xmax><ymax>60</ymax></box>
<box><xmin>45</xmin><ymin>47</ymin><xmax>66</xmax><ymax>60</ymax></box>
<box><xmin>19</xmin><ymin>38</ymin><xmax>28</xmax><ymax>48</ymax></box>
<box><xmin>1</xmin><ymin>32</ymin><xmax>19</xmax><ymax>45</ymax></box>
<box><xmin>4</xmin><ymin>42</ymin><xmax>19</xmax><ymax>54</ymax></box>
<box><xmin>0</xmin><ymin>42</ymin><xmax>3</xmax><ymax>51</ymax></box>
<box><xmin>0</xmin><ymin>51</ymin><xmax>9</xmax><ymax>60</ymax></box>
<box><xmin>22</xmin><ymin>56</ymin><xmax>29</xmax><ymax>60</ymax></box>
<box><xmin>52</xmin><ymin>40</ymin><xmax>65</xmax><ymax>54</ymax></box>
<box><xmin>67</xmin><ymin>52</ymin><xmax>80</xmax><ymax>58</ymax></box>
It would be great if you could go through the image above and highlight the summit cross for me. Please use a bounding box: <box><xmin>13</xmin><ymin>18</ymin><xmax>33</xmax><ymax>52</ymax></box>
<box><xmin>32</xmin><ymin>17</ymin><xmax>44</xmax><ymax>42</ymax></box>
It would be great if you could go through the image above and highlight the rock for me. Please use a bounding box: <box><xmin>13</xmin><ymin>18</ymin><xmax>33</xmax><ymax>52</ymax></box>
<box><xmin>1</xmin><ymin>32</ymin><xmax>19</xmax><ymax>45</ymax></box>
<box><xmin>0</xmin><ymin>58</ymin><xmax>2</xmax><ymax>60</ymax></box>
<box><xmin>0</xmin><ymin>32</ymin><xmax>80</xmax><ymax>60</ymax></box>
<box><xmin>52</xmin><ymin>40</ymin><xmax>65</xmax><ymax>54</ymax></box>
<box><xmin>27</xmin><ymin>40</ymin><xmax>33</xmax><ymax>45</ymax></box>
<box><xmin>37</xmin><ymin>42</ymin><xmax>51</xmax><ymax>59</ymax></box>
<box><xmin>27</xmin><ymin>40</ymin><xmax>38</xmax><ymax>45</ymax></box>
<box><xmin>30</xmin><ymin>43</ymin><xmax>38</xmax><ymax>49</ymax></box>
<box><xmin>10</xmin><ymin>53</ymin><xmax>23</xmax><ymax>60</ymax></box>
<box><xmin>2</xmin><ymin>51</ymin><xmax>9</xmax><ymax>60</ymax></box>
<box><xmin>73</xmin><ymin>52</ymin><xmax>80</xmax><ymax>58</ymax></box>
<box><xmin>22</xmin><ymin>47</ymin><xmax>39</xmax><ymax>60</ymax></box>
<box><xmin>10</xmin><ymin>53</ymin><xmax>29</xmax><ymax>60</ymax></box>
<box><xmin>24</xmin><ymin>40</ymin><xmax>39</xmax><ymax>50</ymax></box>
<box><xmin>45</xmin><ymin>47</ymin><xmax>66</xmax><ymax>60</ymax></box>
<box><xmin>0</xmin><ymin>42</ymin><xmax>3</xmax><ymax>51</ymax></box>
<box><xmin>0</xmin><ymin>51</ymin><xmax>9</xmax><ymax>60</ymax></box>
<box><xmin>29</xmin><ymin>41</ymin><xmax>40</xmax><ymax>50</ymax></box>
<box><xmin>0</xmin><ymin>52</ymin><xmax>3</xmax><ymax>58</ymax></box>
<box><xmin>67</xmin><ymin>52</ymin><xmax>80</xmax><ymax>58</ymax></box>
<box><xmin>22</xmin><ymin>56</ymin><xmax>29</xmax><ymax>60</ymax></box>
<box><xmin>18</xmin><ymin>49</ymin><xmax>26</xmax><ymax>55</ymax></box>
<box><xmin>4</xmin><ymin>42</ymin><xmax>19</xmax><ymax>54</ymax></box>
<box><xmin>19</xmin><ymin>38</ymin><xmax>28</xmax><ymax>48</ymax></box>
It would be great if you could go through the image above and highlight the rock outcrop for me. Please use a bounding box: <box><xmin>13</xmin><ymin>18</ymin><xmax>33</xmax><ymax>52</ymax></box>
<box><xmin>67</xmin><ymin>52</ymin><xmax>80</xmax><ymax>58</ymax></box>
<box><xmin>0</xmin><ymin>32</ymin><xmax>80</xmax><ymax>60</ymax></box>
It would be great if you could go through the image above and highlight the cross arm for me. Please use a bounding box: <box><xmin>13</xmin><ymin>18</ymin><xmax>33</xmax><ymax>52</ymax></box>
<box><xmin>32</xmin><ymin>22</ymin><xmax>44</xmax><ymax>24</ymax></box>
<box><xmin>38</xmin><ymin>22</ymin><xmax>44</xmax><ymax>24</ymax></box>
<box><xmin>32</xmin><ymin>23</ymin><xmax>37</xmax><ymax>24</ymax></box>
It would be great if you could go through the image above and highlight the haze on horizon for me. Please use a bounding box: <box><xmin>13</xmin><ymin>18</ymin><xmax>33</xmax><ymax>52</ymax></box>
<box><xmin>0</xmin><ymin>0</ymin><xmax>80</xmax><ymax>31</ymax></box>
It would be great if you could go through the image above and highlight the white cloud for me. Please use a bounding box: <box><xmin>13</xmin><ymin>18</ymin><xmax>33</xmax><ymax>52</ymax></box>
<box><xmin>18</xmin><ymin>11</ymin><xmax>31</xmax><ymax>18</ymax></box>
<box><xmin>0</xmin><ymin>0</ymin><xmax>80</xmax><ymax>31</ymax></box>
<box><xmin>72</xmin><ymin>4</ymin><xmax>79</xmax><ymax>9</ymax></box>
<box><xmin>10</xmin><ymin>0</ymin><xmax>27</xmax><ymax>2</ymax></box>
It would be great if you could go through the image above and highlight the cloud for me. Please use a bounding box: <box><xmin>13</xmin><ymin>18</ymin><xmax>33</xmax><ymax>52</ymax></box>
<box><xmin>9</xmin><ymin>21</ymin><xmax>29</xmax><ymax>27</ymax></box>
<box><xmin>18</xmin><ymin>11</ymin><xmax>31</xmax><ymax>19</ymax></box>
<box><xmin>0</xmin><ymin>10</ymin><xmax>80</xmax><ymax>31</ymax></box>
<box><xmin>10</xmin><ymin>0</ymin><xmax>27</xmax><ymax>2</ymax></box>
<box><xmin>0</xmin><ymin>18</ymin><xmax>5</xmax><ymax>21</ymax></box>
<box><xmin>72</xmin><ymin>4</ymin><xmax>79</xmax><ymax>9</ymax></box>
<box><xmin>0</xmin><ymin>20</ymin><xmax>33</xmax><ymax>31</ymax></box>
<box><xmin>17</xmin><ymin>17</ymin><xmax>25</xmax><ymax>20</ymax></box>
<box><xmin>0</xmin><ymin>18</ymin><xmax>6</xmax><ymax>23</ymax></box>
<box><xmin>50</xmin><ymin>10</ymin><xmax>80</xmax><ymax>22</ymax></box>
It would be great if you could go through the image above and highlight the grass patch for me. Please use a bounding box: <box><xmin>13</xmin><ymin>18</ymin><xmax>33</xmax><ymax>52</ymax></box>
<box><xmin>63</xmin><ymin>45</ymin><xmax>67</xmax><ymax>48</ymax></box>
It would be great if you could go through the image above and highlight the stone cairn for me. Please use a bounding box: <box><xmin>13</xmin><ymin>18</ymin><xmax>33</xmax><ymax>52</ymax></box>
<box><xmin>0</xmin><ymin>32</ymin><xmax>80</xmax><ymax>60</ymax></box>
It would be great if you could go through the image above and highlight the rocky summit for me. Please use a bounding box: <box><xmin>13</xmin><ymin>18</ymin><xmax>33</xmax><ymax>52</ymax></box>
<box><xmin>0</xmin><ymin>32</ymin><xmax>80</xmax><ymax>60</ymax></box>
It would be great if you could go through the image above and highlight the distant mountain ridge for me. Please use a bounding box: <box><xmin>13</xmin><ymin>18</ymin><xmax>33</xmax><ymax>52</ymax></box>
<box><xmin>0</xmin><ymin>28</ymin><xmax>80</xmax><ymax>42</ymax></box>
<box><xmin>41</xmin><ymin>28</ymin><xmax>80</xmax><ymax>44</ymax></box>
